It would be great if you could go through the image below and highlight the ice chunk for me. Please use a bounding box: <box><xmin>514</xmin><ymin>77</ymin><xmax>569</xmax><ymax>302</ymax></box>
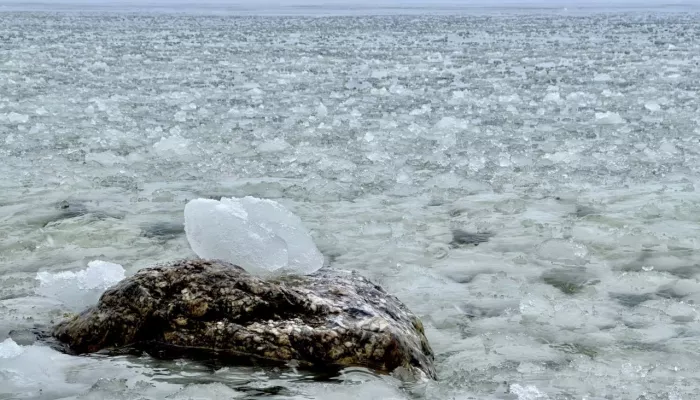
<box><xmin>593</xmin><ymin>73</ymin><xmax>612</xmax><ymax>82</ymax></box>
<box><xmin>152</xmin><ymin>135</ymin><xmax>192</xmax><ymax>157</ymax></box>
<box><xmin>166</xmin><ymin>383</ymin><xmax>245</xmax><ymax>399</ymax></box>
<box><xmin>594</xmin><ymin>112</ymin><xmax>625</xmax><ymax>125</ymax></box>
<box><xmin>91</xmin><ymin>61</ymin><xmax>109</xmax><ymax>71</ymax></box>
<box><xmin>543</xmin><ymin>92</ymin><xmax>561</xmax><ymax>103</ymax></box>
<box><xmin>257</xmin><ymin>138</ymin><xmax>290</xmax><ymax>153</ymax></box>
<box><xmin>659</xmin><ymin>141</ymin><xmax>677</xmax><ymax>154</ymax></box>
<box><xmin>434</xmin><ymin>116</ymin><xmax>465</xmax><ymax>130</ymax></box>
<box><xmin>409</xmin><ymin>104</ymin><xmax>431</xmax><ymax>115</ymax></box>
<box><xmin>644</xmin><ymin>101</ymin><xmax>661</xmax><ymax>112</ymax></box>
<box><xmin>499</xmin><ymin>93</ymin><xmax>521</xmax><ymax>103</ymax></box>
<box><xmin>0</xmin><ymin>341</ymin><xmax>92</xmax><ymax>399</ymax></box>
<box><xmin>174</xmin><ymin>110</ymin><xmax>187</xmax><ymax>122</ymax></box>
<box><xmin>519</xmin><ymin>293</ymin><xmax>554</xmax><ymax>322</ymax></box>
<box><xmin>432</xmin><ymin>117</ymin><xmax>461</xmax><ymax>149</ymax></box>
<box><xmin>184</xmin><ymin>197</ymin><xmax>323</xmax><ymax>276</ymax></box>
<box><xmin>536</xmin><ymin>239</ymin><xmax>589</xmax><ymax>266</ymax></box>
<box><xmin>0</xmin><ymin>338</ymin><xmax>24</xmax><ymax>358</ymax></box>
<box><xmin>6</xmin><ymin>112</ymin><xmax>29</xmax><ymax>123</ymax></box>
<box><xmin>36</xmin><ymin>260</ymin><xmax>126</xmax><ymax>310</ymax></box>
<box><xmin>425</xmin><ymin>172</ymin><xmax>464</xmax><ymax>190</ymax></box>
<box><xmin>565</xmin><ymin>91</ymin><xmax>590</xmax><ymax>103</ymax></box>
<box><xmin>395</xmin><ymin>169</ymin><xmax>412</xmax><ymax>184</ymax></box>
<box><xmin>294</xmin><ymin>378</ymin><xmax>407</xmax><ymax>400</ymax></box>
<box><xmin>316</xmin><ymin>102</ymin><xmax>328</xmax><ymax>117</ymax></box>
<box><xmin>370</xmin><ymin>69</ymin><xmax>388</xmax><ymax>79</ymax></box>
<box><xmin>389</xmin><ymin>84</ymin><xmax>408</xmax><ymax>95</ymax></box>
<box><xmin>85</xmin><ymin>151</ymin><xmax>125</xmax><ymax>166</ymax></box>
<box><xmin>510</xmin><ymin>383</ymin><xmax>550</xmax><ymax>399</ymax></box>
<box><xmin>247</xmin><ymin>87</ymin><xmax>263</xmax><ymax>96</ymax></box>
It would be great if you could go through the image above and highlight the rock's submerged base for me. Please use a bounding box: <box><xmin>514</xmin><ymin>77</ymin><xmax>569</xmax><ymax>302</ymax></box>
<box><xmin>52</xmin><ymin>259</ymin><xmax>436</xmax><ymax>380</ymax></box>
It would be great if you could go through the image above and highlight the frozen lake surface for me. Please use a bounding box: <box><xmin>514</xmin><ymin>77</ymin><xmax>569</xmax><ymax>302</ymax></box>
<box><xmin>1</xmin><ymin>8</ymin><xmax>700</xmax><ymax>399</ymax></box>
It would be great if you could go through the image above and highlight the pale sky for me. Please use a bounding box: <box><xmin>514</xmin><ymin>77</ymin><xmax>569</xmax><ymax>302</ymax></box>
<box><xmin>0</xmin><ymin>0</ymin><xmax>692</xmax><ymax>5</ymax></box>
<box><xmin>0</xmin><ymin>0</ymin><xmax>695</xmax><ymax>13</ymax></box>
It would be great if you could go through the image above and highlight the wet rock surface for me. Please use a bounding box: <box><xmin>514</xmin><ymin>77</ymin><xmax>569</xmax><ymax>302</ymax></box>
<box><xmin>52</xmin><ymin>259</ymin><xmax>436</xmax><ymax>380</ymax></box>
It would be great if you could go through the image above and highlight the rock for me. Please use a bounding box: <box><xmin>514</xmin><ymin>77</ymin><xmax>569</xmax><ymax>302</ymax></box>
<box><xmin>51</xmin><ymin>259</ymin><xmax>436</xmax><ymax>380</ymax></box>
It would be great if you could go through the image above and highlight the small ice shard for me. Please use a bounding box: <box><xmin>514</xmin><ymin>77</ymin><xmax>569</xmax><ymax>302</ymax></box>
<box><xmin>247</xmin><ymin>87</ymin><xmax>263</xmax><ymax>96</ymax></box>
<box><xmin>536</xmin><ymin>238</ymin><xmax>589</xmax><ymax>266</ymax></box>
<box><xmin>593</xmin><ymin>73</ymin><xmax>612</xmax><ymax>82</ymax></box>
<box><xmin>257</xmin><ymin>138</ymin><xmax>290</xmax><ymax>153</ymax></box>
<box><xmin>35</xmin><ymin>260</ymin><xmax>126</xmax><ymax>310</ymax></box>
<box><xmin>174</xmin><ymin>110</ymin><xmax>187</xmax><ymax>122</ymax></box>
<box><xmin>543</xmin><ymin>91</ymin><xmax>561</xmax><ymax>103</ymax></box>
<box><xmin>167</xmin><ymin>383</ymin><xmax>245</xmax><ymax>399</ymax></box>
<box><xmin>594</xmin><ymin>111</ymin><xmax>625</xmax><ymax>125</ymax></box>
<box><xmin>85</xmin><ymin>151</ymin><xmax>125</xmax><ymax>166</ymax></box>
<box><xmin>510</xmin><ymin>383</ymin><xmax>550</xmax><ymax>399</ymax></box>
<box><xmin>316</xmin><ymin>102</ymin><xmax>328</xmax><ymax>117</ymax></box>
<box><xmin>434</xmin><ymin>116</ymin><xmax>465</xmax><ymax>130</ymax></box>
<box><xmin>659</xmin><ymin>141</ymin><xmax>677</xmax><ymax>154</ymax></box>
<box><xmin>184</xmin><ymin>197</ymin><xmax>323</xmax><ymax>276</ymax></box>
<box><xmin>6</xmin><ymin>112</ymin><xmax>29</xmax><ymax>124</ymax></box>
<box><xmin>644</xmin><ymin>101</ymin><xmax>661</xmax><ymax>112</ymax></box>
<box><xmin>152</xmin><ymin>135</ymin><xmax>192</xmax><ymax>157</ymax></box>
<box><xmin>425</xmin><ymin>172</ymin><xmax>463</xmax><ymax>190</ymax></box>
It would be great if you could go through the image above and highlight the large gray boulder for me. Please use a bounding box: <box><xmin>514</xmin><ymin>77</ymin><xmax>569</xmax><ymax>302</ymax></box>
<box><xmin>52</xmin><ymin>259</ymin><xmax>436</xmax><ymax>380</ymax></box>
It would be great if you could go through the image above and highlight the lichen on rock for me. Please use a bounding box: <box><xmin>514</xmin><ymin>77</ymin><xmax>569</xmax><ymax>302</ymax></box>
<box><xmin>52</xmin><ymin>259</ymin><xmax>436</xmax><ymax>380</ymax></box>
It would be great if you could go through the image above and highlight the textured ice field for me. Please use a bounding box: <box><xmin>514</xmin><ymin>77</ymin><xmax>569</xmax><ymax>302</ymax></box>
<box><xmin>1</xmin><ymin>10</ymin><xmax>700</xmax><ymax>399</ymax></box>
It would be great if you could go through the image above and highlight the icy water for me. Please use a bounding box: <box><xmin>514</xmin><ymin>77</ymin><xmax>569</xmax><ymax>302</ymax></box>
<box><xmin>1</xmin><ymin>9</ymin><xmax>700</xmax><ymax>400</ymax></box>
